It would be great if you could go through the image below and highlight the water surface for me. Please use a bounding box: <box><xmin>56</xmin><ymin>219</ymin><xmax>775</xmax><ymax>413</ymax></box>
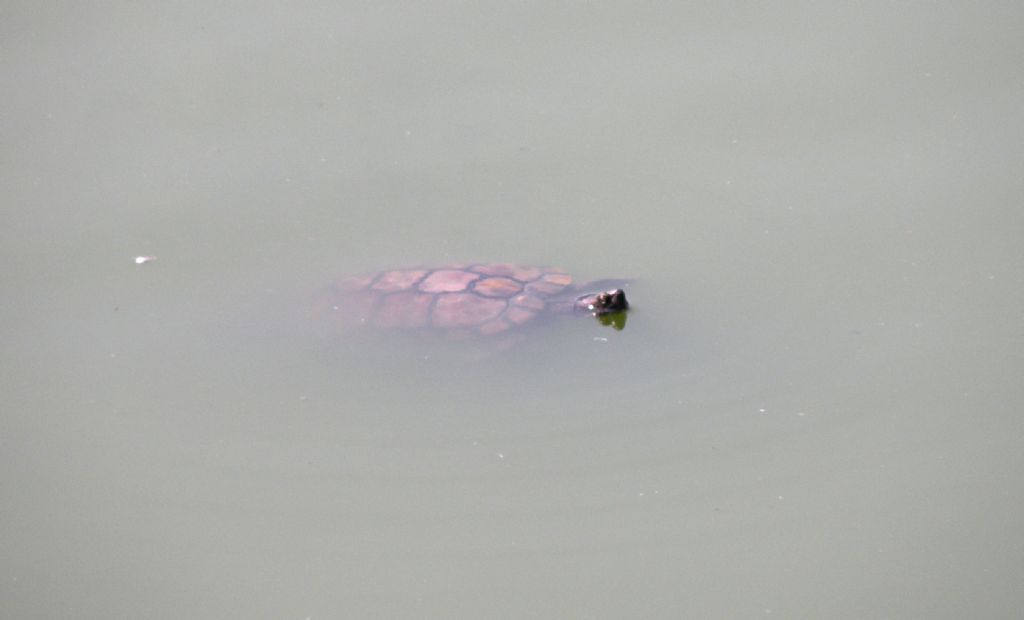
<box><xmin>3</xmin><ymin>3</ymin><xmax>1022</xmax><ymax>618</ymax></box>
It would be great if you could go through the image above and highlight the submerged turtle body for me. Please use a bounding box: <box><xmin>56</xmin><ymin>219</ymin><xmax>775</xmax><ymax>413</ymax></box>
<box><xmin>317</xmin><ymin>262</ymin><xmax>628</xmax><ymax>338</ymax></box>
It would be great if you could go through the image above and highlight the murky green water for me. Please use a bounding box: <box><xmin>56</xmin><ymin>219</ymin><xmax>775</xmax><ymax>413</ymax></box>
<box><xmin>3</xmin><ymin>3</ymin><xmax>1022</xmax><ymax>618</ymax></box>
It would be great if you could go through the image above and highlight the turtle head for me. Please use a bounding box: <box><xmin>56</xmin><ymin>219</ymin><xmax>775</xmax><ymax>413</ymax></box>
<box><xmin>575</xmin><ymin>288</ymin><xmax>629</xmax><ymax>330</ymax></box>
<box><xmin>585</xmin><ymin>289</ymin><xmax>629</xmax><ymax>314</ymax></box>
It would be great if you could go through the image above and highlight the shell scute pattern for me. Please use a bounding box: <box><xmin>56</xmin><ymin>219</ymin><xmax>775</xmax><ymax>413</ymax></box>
<box><xmin>431</xmin><ymin>293</ymin><xmax>506</xmax><ymax>328</ymax></box>
<box><xmin>329</xmin><ymin>263</ymin><xmax>573</xmax><ymax>337</ymax></box>
<box><xmin>473</xmin><ymin>277</ymin><xmax>522</xmax><ymax>297</ymax></box>
<box><xmin>420</xmin><ymin>269</ymin><xmax>479</xmax><ymax>293</ymax></box>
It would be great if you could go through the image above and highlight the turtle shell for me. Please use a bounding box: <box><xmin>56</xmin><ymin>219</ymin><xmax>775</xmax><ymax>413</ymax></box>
<box><xmin>317</xmin><ymin>263</ymin><xmax>574</xmax><ymax>338</ymax></box>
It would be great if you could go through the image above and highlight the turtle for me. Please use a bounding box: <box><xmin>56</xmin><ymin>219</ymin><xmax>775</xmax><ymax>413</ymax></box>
<box><xmin>315</xmin><ymin>262</ymin><xmax>629</xmax><ymax>339</ymax></box>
